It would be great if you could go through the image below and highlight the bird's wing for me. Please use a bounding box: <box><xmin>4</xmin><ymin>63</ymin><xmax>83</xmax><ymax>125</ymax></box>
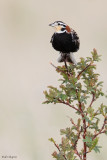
<box><xmin>71</xmin><ymin>29</ymin><xmax>79</xmax><ymax>40</ymax></box>
<box><xmin>71</xmin><ymin>29</ymin><xmax>80</xmax><ymax>46</ymax></box>
<box><xmin>50</xmin><ymin>35</ymin><xmax>54</xmax><ymax>43</ymax></box>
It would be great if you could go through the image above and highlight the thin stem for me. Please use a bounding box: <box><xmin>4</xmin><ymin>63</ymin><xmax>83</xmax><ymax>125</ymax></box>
<box><xmin>79</xmin><ymin>101</ymin><xmax>87</xmax><ymax>160</ymax></box>
<box><xmin>58</xmin><ymin>98</ymin><xmax>80</xmax><ymax>112</ymax></box>
<box><xmin>50</xmin><ymin>62</ymin><xmax>71</xmax><ymax>76</ymax></box>
<box><xmin>54</xmin><ymin>141</ymin><xmax>67</xmax><ymax>160</ymax></box>
<box><xmin>89</xmin><ymin>93</ymin><xmax>95</xmax><ymax>108</ymax></box>
<box><xmin>70</xmin><ymin>117</ymin><xmax>83</xmax><ymax>159</ymax></box>
<box><xmin>86</xmin><ymin>128</ymin><xmax>106</xmax><ymax>154</ymax></box>
<box><xmin>77</xmin><ymin>63</ymin><xmax>93</xmax><ymax>80</ymax></box>
<box><xmin>83</xmin><ymin>118</ymin><xmax>87</xmax><ymax>160</ymax></box>
<box><xmin>76</xmin><ymin>88</ymin><xmax>87</xmax><ymax>160</ymax></box>
<box><xmin>50</xmin><ymin>62</ymin><xmax>66</xmax><ymax>74</ymax></box>
<box><xmin>70</xmin><ymin>118</ymin><xmax>79</xmax><ymax>131</ymax></box>
<box><xmin>74</xmin><ymin>149</ymin><xmax>83</xmax><ymax>160</ymax></box>
<box><xmin>93</xmin><ymin>118</ymin><xmax>106</xmax><ymax>139</ymax></box>
<box><xmin>86</xmin><ymin>92</ymin><xmax>95</xmax><ymax>116</ymax></box>
<box><xmin>73</xmin><ymin>127</ymin><xmax>82</xmax><ymax>149</ymax></box>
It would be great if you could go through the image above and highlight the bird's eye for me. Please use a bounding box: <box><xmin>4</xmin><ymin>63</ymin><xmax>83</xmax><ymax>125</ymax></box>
<box><xmin>58</xmin><ymin>23</ymin><xmax>60</xmax><ymax>25</ymax></box>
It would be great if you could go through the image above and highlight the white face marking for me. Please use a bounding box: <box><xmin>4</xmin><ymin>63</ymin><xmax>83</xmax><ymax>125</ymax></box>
<box><xmin>49</xmin><ymin>21</ymin><xmax>66</xmax><ymax>27</ymax></box>
<box><xmin>55</xmin><ymin>30</ymin><xmax>66</xmax><ymax>33</ymax></box>
<box><xmin>49</xmin><ymin>21</ymin><xmax>67</xmax><ymax>33</ymax></box>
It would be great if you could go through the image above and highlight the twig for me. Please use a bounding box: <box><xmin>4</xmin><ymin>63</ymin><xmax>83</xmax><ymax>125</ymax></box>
<box><xmin>70</xmin><ymin>118</ymin><xmax>79</xmax><ymax>131</ymax></box>
<box><xmin>86</xmin><ymin>92</ymin><xmax>95</xmax><ymax>116</ymax></box>
<box><xmin>50</xmin><ymin>62</ymin><xmax>73</xmax><ymax>77</ymax></box>
<box><xmin>69</xmin><ymin>117</ymin><xmax>83</xmax><ymax>155</ymax></box>
<box><xmin>75</xmin><ymin>89</ymin><xmax>85</xmax><ymax>117</ymax></box>
<box><xmin>93</xmin><ymin>118</ymin><xmax>106</xmax><ymax>139</ymax></box>
<box><xmin>89</xmin><ymin>93</ymin><xmax>95</xmax><ymax>108</ymax></box>
<box><xmin>75</xmin><ymin>88</ymin><xmax>87</xmax><ymax>160</ymax></box>
<box><xmin>54</xmin><ymin>141</ymin><xmax>67</xmax><ymax>160</ymax></box>
<box><xmin>74</xmin><ymin>149</ymin><xmax>83</xmax><ymax>160</ymax></box>
<box><xmin>86</xmin><ymin>127</ymin><xmax>106</xmax><ymax>155</ymax></box>
<box><xmin>94</xmin><ymin>109</ymin><xmax>100</xmax><ymax>116</ymax></box>
<box><xmin>84</xmin><ymin>115</ymin><xmax>106</xmax><ymax>155</ymax></box>
<box><xmin>50</xmin><ymin>62</ymin><xmax>70</xmax><ymax>76</ymax></box>
<box><xmin>73</xmin><ymin>127</ymin><xmax>82</xmax><ymax>149</ymax></box>
<box><xmin>58</xmin><ymin>98</ymin><xmax>81</xmax><ymax>113</ymax></box>
<box><xmin>77</xmin><ymin>63</ymin><xmax>93</xmax><ymax>80</ymax></box>
<box><xmin>50</xmin><ymin>62</ymin><xmax>66</xmax><ymax>74</ymax></box>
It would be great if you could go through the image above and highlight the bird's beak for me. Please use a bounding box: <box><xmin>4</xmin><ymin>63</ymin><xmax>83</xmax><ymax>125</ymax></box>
<box><xmin>49</xmin><ymin>23</ymin><xmax>54</xmax><ymax>27</ymax></box>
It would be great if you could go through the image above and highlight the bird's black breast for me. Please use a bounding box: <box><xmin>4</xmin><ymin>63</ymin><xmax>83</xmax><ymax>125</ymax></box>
<box><xmin>50</xmin><ymin>32</ymin><xmax>80</xmax><ymax>53</ymax></box>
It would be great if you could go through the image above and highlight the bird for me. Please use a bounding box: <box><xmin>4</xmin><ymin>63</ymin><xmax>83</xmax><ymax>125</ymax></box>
<box><xmin>49</xmin><ymin>21</ymin><xmax>80</xmax><ymax>65</ymax></box>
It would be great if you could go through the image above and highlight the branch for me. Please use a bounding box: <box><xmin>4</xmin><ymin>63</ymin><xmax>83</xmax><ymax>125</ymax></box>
<box><xmin>50</xmin><ymin>62</ymin><xmax>71</xmax><ymax>76</ymax></box>
<box><xmin>53</xmin><ymin>141</ymin><xmax>67</xmax><ymax>160</ymax></box>
<box><xmin>75</xmin><ymin>88</ymin><xmax>87</xmax><ymax>160</ymax></box>
<box><xmin>73</xmin><ymin>127</ymin><xmax>82</xmax><ymax>149</ymax></box>
<box><xmin>75</xmin><ymin>89</ymin><xmax>85</xmax><ymax>118</ymax></box>
<box><xmin>86</xmin><ymin>92</ymin><xmax>96</xmax><ymax>116</ymax></box>
<box><xmin>50</xmin><ymin>62</ymin><xmax>74</xmax><ymax>78</ymax></box>
<box><xmin>89</xmin><ymin>93</ymin><xmax>95</xmax><ymax>108</ymax></box>
<box><xmin>53</xmin><ymin>117</ymin><xmax>82</xmax><ymax>160</ymax></box>
<box><xmin>74</xmin><ymin>149</ymin><xmax>83</xmax><ymax>160</ymax></box>
<box><xmin>50</xmin><ymin>62</ymin><xmax>60</xmax><ymax>70</ymax></box>
<box><xmin>77</xmin><ymin>62</ymin><xmax>94</xmax><ymax>80</ymax></box>
<box><xmin>58</xmin><ymin>99</ymin><xmax>80</xmax><ymax>113</ymax></box>
<box><xmin>94</xmin><ymin>109</ymin><xmax>100</xmax><ymax>116</ymax></box>
<box><xmin>86</xmin><ymin>118</ymin><xmax>106</xmax><ymax>155</ymax></box>
<box><xmin>70</xmin><ymin>117</ymin><xmax>79</xmax><ymax>131</ymax></box>
<box><xmin>83</xmin><ymin>119</ymin><xmax>87</xmax><ymax>160</ymax></box>
<box><xmin>93</xmin><ymin>118</ymin><xmax>106</xmax><ymax>139</ymax></box>
<box><xmin>69</xmin><ymin>118</ymin><xmax>83</xmax><ymax>159</ymax></box>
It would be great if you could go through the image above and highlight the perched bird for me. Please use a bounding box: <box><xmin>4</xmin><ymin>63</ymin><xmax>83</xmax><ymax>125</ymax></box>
<box><xmin>49</xmin><ymin>21</ymin><xmax>80</xmax><ymax>65</ymax></box>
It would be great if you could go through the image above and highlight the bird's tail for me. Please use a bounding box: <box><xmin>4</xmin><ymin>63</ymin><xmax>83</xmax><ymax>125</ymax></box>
<box><xmin>57</xmin><ymin>52</ymin><xmax>77</xmax><ymax>65</ymax></box>
<box><xmin>69</xmin><ymin>53</ymin><xmax>77</xmax><ymax>65</ymax></box>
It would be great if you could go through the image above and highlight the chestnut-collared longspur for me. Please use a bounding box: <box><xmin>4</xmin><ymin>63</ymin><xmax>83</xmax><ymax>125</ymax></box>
<box><xmin>49</xmin><ymin>21</ymin><xmax>80</xmax><ymax>65</ymax></box>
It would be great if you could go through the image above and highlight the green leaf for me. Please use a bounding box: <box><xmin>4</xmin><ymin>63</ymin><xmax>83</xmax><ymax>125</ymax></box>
<box><xmin>87</xmin><ymin>107</ymin><xmax>94</xmax><ymax>118</ymax></box>
<box><xmin>83</xmin><ymin>116</ymin><xmax>92</xmax><ymax>124</ymax></box>
<box><xmin>59</xmin><ymin>94</ymin><xmax>68</xmax><ymax>101</ymax></box>
<box><xmin>49</xmin><ymin>138</ymin><xmax>55</xmax><ymax>144</ymax></box>
<box><xmin>97</xmin><ymin>81</ymin><xmax>103</xmax><ymax>87</ymax></box>
<box><xmin>60</xmin><ymin>129</ymin><xmax>67</xmax><ymax>135</ymax></box>
<box><xmin>105</xmin><ymin>130</ymin><xmax>107</xmax><ymax>135</ymax></box>
<box><xmin>89</xmin><ymin>138</ymin><xmax>99</xmax><ymax>151</ymax></box>
<box><xmin>83</xmin><ymin>136</ymin><xmax>92</xmax><ymax>143</ymax></box>
<box><xmin>91</xmin><ymin>49</ymin><xmax>101</xmax><ymax>62</ymax></box>
<box><xmin>93</xmin><ymin>146</ymin><xmax>102</xmax><ymax>153</ymax></box>
<box><xmin>77</xmin><ymin>118</ymin><xmax>81</xmax><ymax>128</ymax></box>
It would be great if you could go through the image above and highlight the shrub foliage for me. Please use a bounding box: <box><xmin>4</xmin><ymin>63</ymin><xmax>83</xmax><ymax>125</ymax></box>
<box><xmin>43</xmin><ymin>49</ymin><xmax>107</xmax><ymax>160</ymax></box>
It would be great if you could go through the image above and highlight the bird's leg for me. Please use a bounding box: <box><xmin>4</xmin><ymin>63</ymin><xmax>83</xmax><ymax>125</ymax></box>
<box><xmin>58</xmin><ymin>52</ymin><xmax>69</xmax><ymax>74</ymax></box>
<box><xmin>64</xmin><ymin>54</ymin><xmax>73</xmax><ymax>77</ymax></box>
<box><xmin>64</xmin><ymin>60</ymin><xmax>69</xmax><ymax>75</ymax></box>
<box><xmin>64</xmin><ymin>60</ymin><xmax>68</xmax><ymax>69</ymax></box>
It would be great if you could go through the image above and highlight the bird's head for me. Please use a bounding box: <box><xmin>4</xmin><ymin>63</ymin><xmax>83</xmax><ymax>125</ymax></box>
<box><xmin>49</xmin><ymin>21</ymin><xmax>71</xmax><ymax>33</ymax></box>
